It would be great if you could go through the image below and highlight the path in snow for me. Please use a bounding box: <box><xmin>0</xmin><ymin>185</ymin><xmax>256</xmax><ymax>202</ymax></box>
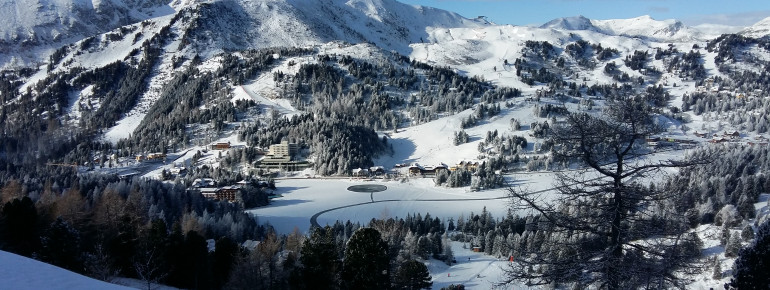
<box><xmin>308</xmin><ymin>175</ymin><xmax>603</xmax><ymax>228</ymax></box>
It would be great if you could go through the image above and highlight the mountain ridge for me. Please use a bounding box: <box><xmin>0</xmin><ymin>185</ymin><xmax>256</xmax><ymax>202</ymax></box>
<box><xmin>0</xmin><ymin>0</ymin><xmax>486</xmax><ymax>68</ymax></box>
<box><xmin>540</xmin><ymin>14</ymin><xmax>702</xmax><ymax>41</ymax></box>
<box><xmin>178</xmin><ymin>0</ymin><xmax>483</xmax><ymax>58</ymax></box>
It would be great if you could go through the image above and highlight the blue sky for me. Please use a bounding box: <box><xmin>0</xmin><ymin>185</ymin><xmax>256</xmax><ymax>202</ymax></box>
<box><xmin>398</xmin><ymin>0</ymin><xmax>770</xmax><ymax>27</ymax></box>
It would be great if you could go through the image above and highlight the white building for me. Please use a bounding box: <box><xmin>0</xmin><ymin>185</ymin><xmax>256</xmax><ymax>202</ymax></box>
<box><xmin>268</xmin><ymin>140</ymin><xmax>298</xmax><ymax>158</ymax></box>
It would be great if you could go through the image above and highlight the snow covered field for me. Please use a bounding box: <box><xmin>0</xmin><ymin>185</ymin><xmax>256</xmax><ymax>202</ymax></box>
<box><xmin>249</xmin><ymin>173</ymin><xmax>557</xmax><ymax>235</ymax></box>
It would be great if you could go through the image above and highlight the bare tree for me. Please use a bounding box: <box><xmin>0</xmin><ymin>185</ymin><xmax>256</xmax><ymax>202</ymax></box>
<box><xmin>133</xmin><ymin>248</ymin><xmax>167</xmax><ymax>290</ymax></box>
<box><xmin>84</xmin><ymin>243</ymin><xmax>118</xmax><ymax>282</ymax></box>
<box><xmin>502</xmin><ymin>99</ymin><xmax>707</xmax><ymax>289</ymax></box>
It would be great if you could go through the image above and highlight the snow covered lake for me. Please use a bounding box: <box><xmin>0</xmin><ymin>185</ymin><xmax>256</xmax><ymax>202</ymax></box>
<box><xmin>247</xmin><ymin>173</ymin><xmax>558</xmax><ymax>235</ymax></box>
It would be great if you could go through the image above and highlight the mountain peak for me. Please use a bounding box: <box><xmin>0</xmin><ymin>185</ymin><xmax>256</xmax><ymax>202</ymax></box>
<box><xmin>540</xmin><ymin>15</ymin><xmax>595</xmax><ymax>31</ymax></box>
<box><xmin>631</xmin><ymin>15</ymin><xmax>654</xmax><ymax>21</ymax></box>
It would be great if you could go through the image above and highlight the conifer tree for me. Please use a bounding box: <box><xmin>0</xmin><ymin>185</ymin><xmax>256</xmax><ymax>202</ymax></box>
<box><xmin>393</xmin><ymin>259</ymin><xmax>433</xmax><ymax>290</ymax></box>
<box><xmin>342</xmin><ymin>228</ymin><xmax>390</xmax><ymax>290</ymax></box>
<box><xmin>300</xmin><ymin>226</ymin><xmax>341</xmax><ymax>289</ymax></box>
<box><xmin>711</xmin><ymin>257</ymin><xmax>722</xmax><ymax>280</ymax></box>
<box><xmin>727</xmin><ymin>220</ymin><xmax>770</xmax><ymax>289</ymax></box>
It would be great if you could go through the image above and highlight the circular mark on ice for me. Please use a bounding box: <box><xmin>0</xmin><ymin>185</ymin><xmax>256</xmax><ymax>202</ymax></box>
<box><xmin>347</xmin><ymin>184</ymin><xmax>387</xmax><ymax>193</ymax></box>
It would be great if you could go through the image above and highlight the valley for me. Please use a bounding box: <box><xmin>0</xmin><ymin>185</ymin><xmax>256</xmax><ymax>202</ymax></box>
<box><xmin>1</xmin><ymin>0</ymin><xmax>769</xmax><ymax>289</ymax></box>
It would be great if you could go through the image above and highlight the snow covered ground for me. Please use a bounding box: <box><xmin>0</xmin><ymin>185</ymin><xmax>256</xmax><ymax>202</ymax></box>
<box><xmin>428</xmin><ymin>241</ymin><xmax>530</xmax><ymax>289</ymax></box>
<box><xmin>0</xmin><ymin>250</ymin><xmax>132</xmax><ymax>290</ymax></box>
<box><xmin>249</xmin><ymin>174</ymin><xmax>558</xmax><ymax>235</ymax></box>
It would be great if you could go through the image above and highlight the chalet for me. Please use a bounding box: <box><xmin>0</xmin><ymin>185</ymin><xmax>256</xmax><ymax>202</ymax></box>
<box><xmin>709</xmin><ymin>138</ymin><xmax>728</xmax><ymax>144</ymax></box>
<box><xmin>723</xmin><ymin>131</ymin><xmax>741</xmax><ymax>139</ymax></box>
<box><xmin>192</xmin><ymin>178</ymin><xmax>216</xmax><ymax>188</ymax></box>
<box><xmin>454</xmin><ymin>161</ymin><xmax>481</xmax><ymax>171</ymax></box>
<box><xmin>352</xmin><ymin>168</ymin><xmax>370</xmax><ymax>177</ymax></box>
<box><xmin>464</xmin><ymin>161</ymin><xmax>481</xmax><ymax>171</ymax></box>
<box><xmin>694</xmin><ymin>132</ymin><xmax>708</xmax><ymax>138</ymax></box>
<box><xmin>433</xmin><ymin>164</ymin><xmax>449</xmax><ymax>173</ymax></box>
<box><xmin>369</xmin><ymin>166</ymin><xmax>386</xmax><ymax>176</ymax></box>
<box><xmin>146</xmin><ymin>153</ymin><xmax>166</xmax><ymax>161</ymax></box>
<box><xmin>135</xmin><ymin>155</ymin><xmax>145</xmax><ymax>161</ymax></box>
<box><xmin>407</xmin><ymin>164</ymin><xmax>424</xmax><ymax>175</ymax></box>
<box><xmin>210</xmin><ymin>142</ymin><xmax>231</xmax><ymax>150</ymax></box>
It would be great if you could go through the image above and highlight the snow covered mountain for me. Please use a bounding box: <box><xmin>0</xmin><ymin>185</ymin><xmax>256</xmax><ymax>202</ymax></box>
<box><xmin>741</xmin><ymin>16</ymin><xmax>770</xmax><ymax>38</ymax></box>
<box><xmin>0</xmin><ymin>0</ymin><xmax>174</xmax><ymax>67</ymax></box>
<box><xmin>171</xmin><ymin>0</ymin><xmax>483</xmax><ymax>58</ymax></box>
<box><xmin>12</xmin><ymin>0</ymin><xmax>770</xmax><ymax>145</ymax></box>
<box><xmin>0</xmin><ymin>0</ymin><xmax>483</xmax><ymax>68</ymax></box>
<box><xmin>539</xmin><ymin>15</ymin><xmax>597</xmax><ymax>32</ymax></box>
<box><xmin>541</xmin><ymin>15</ymin><xmax>702</xmax><ymax>41</ymax></box>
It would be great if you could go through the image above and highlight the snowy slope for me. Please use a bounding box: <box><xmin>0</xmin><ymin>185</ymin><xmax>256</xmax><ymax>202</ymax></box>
<box><xmin>411</xmin><ymin>23</ymin><xmax>651</xmax><ymax>90</ymax></box>
<box><xmin>0</xmin><ymin>250</ymin><xmax>132</xmax><ymax>290</ymax></box>
<box><xmin>0</xmin><ymin>0</ymin><xmax>173</xmax><ymax>68</ymax></box>
<box><xmin>592</xmin><ymin>15</ymin><xmax>699</xmax><ymax>41</ymax></box>
<box><xmin>741</xmin><ymin>16</ymin><xmax>770</xmax><ymax>38</ymax></box>
<box><xmin>692</xmin><ymin>24</ymin><xmax>743</xmax><ymax>39</ymax></box>
<box><xmin>178</xmin><ymin>0</ymin><xmax>484</xmax><ymax>58</ymax></box>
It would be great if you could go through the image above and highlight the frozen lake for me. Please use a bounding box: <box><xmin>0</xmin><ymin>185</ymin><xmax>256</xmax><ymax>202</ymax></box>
<box><xmin>247</xmin><ymin>173</ymin><xmax>559</xmax><ymax>234</ymax></box>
